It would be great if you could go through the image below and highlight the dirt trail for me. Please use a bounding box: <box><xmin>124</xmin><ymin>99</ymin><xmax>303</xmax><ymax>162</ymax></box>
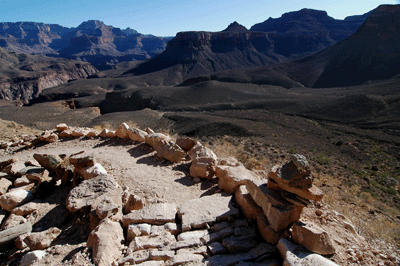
<box><xmin>0</xmin><ymin>137</ymin><xmax>212</xmax><ymax>208</ymax></box>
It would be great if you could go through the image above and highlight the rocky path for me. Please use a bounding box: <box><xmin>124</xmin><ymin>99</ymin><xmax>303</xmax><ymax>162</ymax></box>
<box><xmin>0</xmin><ymin>123</ymin><xmax>398</xmax><ymax>266</ymax></box>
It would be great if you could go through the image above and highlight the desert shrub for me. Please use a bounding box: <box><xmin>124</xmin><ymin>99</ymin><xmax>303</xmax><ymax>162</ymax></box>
<box><xmin>347</xmin><ymin>165</ymin><xmax>368</xmax><ymax>178</ymax></box>
<box><xmin>316</xmin><ymin>153</ymin><xmax>330</xmax><ymax>165</ymax></box>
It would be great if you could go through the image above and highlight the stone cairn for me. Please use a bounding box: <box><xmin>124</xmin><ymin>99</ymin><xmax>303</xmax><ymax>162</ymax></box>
<box><xmin>0</xmin><ymin>122</ymin><xmax>394</xmax><ymax>266</ymax></box>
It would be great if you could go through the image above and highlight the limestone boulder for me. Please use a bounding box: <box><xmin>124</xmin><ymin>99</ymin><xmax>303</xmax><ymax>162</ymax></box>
<box><xmin>123</xmin><ymin>192</ymin><xmax>144</xmax><ymax>213</ymax></box>
<box><xmin>71</xmin><ymin>127</ymin><xmax>91</xmax><ymax>137</ymax></box>
<box><xmin>0</xmin><ymin>178</ymin><xmax>12</xmax><ymax>195</ymax></box>
<box><xmin>99</xmin><ymin>129</ymin><xmax>109</xmax><ymax>138</ymax></box>
<box><xmin>0</xmin><ymin>189</ymin><xmax>34</xmax><ymax>212</ymax></box>
<box><xmin>14</xmin><ymin>176</ymin><xmax>31</xmax><ymax>187</ymax></box>
<box><xmin>257</xmin><ymin>214</ymin><xmax>281</xmax><ymax>245</ymax></box>
<box><xmin>216</xmin><ymin>165</ymin><xmax>266</xmax><ymax>194</ymax></box>
<box><xmin>66</xmin><ymin>174</ymin><xmax>118</xmax><ymax>212</ymax></box>
<box><xmin>87</xmin><ymin>218</ymin><xmax>124</xmax><ymax>266</ymax></box>
<box><xmin>86</xmin><ymin>129</ymin><xmax>101</xmax><ymax>138</ymax></box>
<box><xmin>33</xmin><ymin>154</ymin><xmax>62</xmax><ymax>172</ymax></box>
<box><xmin>291</xmin><ymin>222</ymin><xmax>336</xmax><ymax>255</ymax></box>
<box><xmin>1</xmin><ymin>213</ymin><xmax>27</xmax><ymax>230</ymax></box>
<box><xmin>106</xmin><ymin>130</ymin><xmax>115</xmax><ymax>138</ymax></box>
<box><xmin>178</xmin><ymin>193</ymin><xmax>239</xmax><ymax>232</ymax></box>
<box><xmin>154</xmin><ymin>140</ymin><xmax>186</xmax><ymax>163</ymax></box>
<box><xmin>3</xmin><ymin>160</ymin><xmax>26</xmax><ymax>176</ymax></box>
<box><xmin>235</xmin><ymin>185</ymin><xmax>263</xmax><ymax>221</ymax></box>
<box><xmin>128</xmin><ymin>127</ymin><xmax>148</xmax><ymax>142</ymax></box>
<box><xmin>188</xmin><ymin>143</ymin><xmax>218</xmax><ymax>161</ymax></box>
<box><xmin>115</xmin><ymin>122</ymin><xmax>130</xmax><ymax>139</ymax></box>
<box><xmin>122</xmin><ymin>203</ymin><xmax>177</xmax><ymax>227</ymax></box>
<box><xmin>145</xmin><ymin>133</ymin><xmax>171</xmax><ymax>149</ymax></box>
<box><xmin>246</xmin><ymin>181</ymin><xmax>303</xmax><ymax>232</ymax></box>
<box><xmin>176</xmin><ymin>137</ymin><xmax>197</xmax><ymax>151</ymax></box>
<box><xmin>69</xmin><ymin>153</ymin><xmax>96</xmax><ymax>168</ymax></box>
<box><xmin>19</xmin><ymin>250</ymin><xmax>47</xmax><ymax>266</ymax></box>
<box><xmin>55</xmin><ymin>123</ymin><xmax>68</xmax><ymax>132</ymax></box>
<box><xmin>95</xmin><ymin>198</ymin><xmax>119</xmax><ymax>220</ymax></box>
<box><xmin>277</xmin><ymin>238</ymin><xmax>339</xmax><ymax>266</ymax></box>
<box><xmin>38</xmin><ymin>130</ymin><xmax>58</xmax><ymax>143</ymax></box>
<box><xmin>190</xmin><ymin>157</ymin><xmax>217</xmax><ymax>179</ymax></box>
<box><xmin>11</xmin><ymin>201</ymin><xmax>39</xmax><ymax>216</ymax></box>
<box><xmin>76</xmin><ymin>163</ymin><xmax>107</xmax><ymax>180</ymax></box>
<box><xmin>59</xmin><ymin>129</ymin><xmax>73</xmax><ymax>138</ymax></box>
<box><xmin>24</xmin><ymin>227</ymin><xmax>62</xmax><ymax>250</ymax></box>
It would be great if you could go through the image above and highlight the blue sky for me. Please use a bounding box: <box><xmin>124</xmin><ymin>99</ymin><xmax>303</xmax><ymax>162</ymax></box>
<box><xmin>1</xmin><ymin>0</ymin><xmax>399</xmax><ymax>36</ymax></box>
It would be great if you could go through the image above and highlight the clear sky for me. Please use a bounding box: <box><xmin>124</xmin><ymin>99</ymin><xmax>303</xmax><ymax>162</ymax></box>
<box><xmin>1</xmin><ymin>0</ymin><xmax>399</xmax><ymax>36</ymax></box>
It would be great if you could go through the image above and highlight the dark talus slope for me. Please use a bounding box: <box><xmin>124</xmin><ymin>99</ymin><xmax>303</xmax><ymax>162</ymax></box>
<box><xmin>202</xmin><ymin>5</ymin><xmax>400</xmax><ymax>88</ymax></box>
<box><xmin>123</xmin><ymin>22</ymin><xmax>287</xmax><ymax>84</ymax></box>
<box><xmin>0</xmin><ymin>47</ymin><xmax>97</xmax><ymax>103</ymax></box>
<box><xmin>250</xmin><ymin>8</ymin><xmax>369</xmax><ymax>58</ymax></box>
<box><xmin>0</xmin><ymin>20</ymin><xmax>172</xmax><ymax>69</ymax></box>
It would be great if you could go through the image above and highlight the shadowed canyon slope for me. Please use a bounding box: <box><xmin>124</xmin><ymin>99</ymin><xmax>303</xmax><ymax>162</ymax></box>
<box><xmin>0</xmin><ymin>47</ymin><xmax>97</xmax><ymax>103</ymax></box>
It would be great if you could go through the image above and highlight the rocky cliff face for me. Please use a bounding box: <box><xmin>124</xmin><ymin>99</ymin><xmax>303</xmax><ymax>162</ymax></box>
<box><xmin>128</xmin><ymin>23</ymin><xmax>286</xmax><ymax>80</ymax></box>
<box><xmin>0</xmin><ymin>20</ymin><xmax>172</xmax><ymax>69</ymax></box>
<box><xmin>0</xmin><ymin>47</ymin><xmax>98</xmax><ymax>103</ymax></box>
<box><xmin>250</xmin><ymin>8</ymin><xmax>369</xmax><ymax>58</ymax></box>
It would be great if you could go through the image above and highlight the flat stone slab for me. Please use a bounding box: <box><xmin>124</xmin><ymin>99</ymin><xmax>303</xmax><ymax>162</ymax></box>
<box><xmin>66</xmin><ymin>174</ymin><xmax>118</xmax><ymax>212</ymax></box>
<box><xmin>122</xmin><ymin>203</ymin><xmax>177</xmax><ymax>227</ymax></box>
<box><xmin>129</xmin><ymin>231</ymin><xmax>176</xmax><ymax>251</ymax></box>
<box><xmin>178</xmin><ymin>193</ymin><xmax>239</xmax><ymax>232</ymax></box>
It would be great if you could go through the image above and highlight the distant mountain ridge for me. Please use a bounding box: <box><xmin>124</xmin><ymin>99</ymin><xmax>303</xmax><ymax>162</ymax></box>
<box><xmin>124</xmin><ymin>22</ymin><xmax>287</xmax><ymax>83</ymax></box>
<box><xmin>122</xmin><ymin>8</ymin><xmax>369</xmax><ymax>85</ymax></box>
<box><xmin>0</xmin><ymin>20</ymin><xmax>172</xmax><ymax>69</ymax></box>
<box><xmin>200</xmin><ymin>5</ymin><xmax>400</xmax><ymax>88</ymax></box>
<box><xmin>250</xmin><ymin>8</ymin><xmax>370</xmax><ymax>58</ymax></box>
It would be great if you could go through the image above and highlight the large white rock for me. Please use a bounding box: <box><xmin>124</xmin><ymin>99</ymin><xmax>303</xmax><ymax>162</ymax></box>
<box><xmin>0</xmin><ymin>189</ymin><xmax>34</xmax><ymax>212</ymax></box>
<box><xmin>115</xmin><ymin>123</ymin><xmax>130</xmax><ymax>139</ymax></box>
<box><xmin>87</xmin><ymin>218</ymin><xmax>124</xmax><ymax>266</ymax></box>
<box><xmin>188</xmin><ymin>143</ymin><xmax>218</xmax><ymax>161</ymax></box>
<box><xmin>20</xmin><ymin>250</ymin><xmax>47</xmax><ymax>266</ymax></box>
<box><xmin>277</xmin><ymin>238</ymin><xmax>339</xmax><ymax>266</ymax></box>
<box><xmin>77</xmin><ymin>163</ymin><xmax>108</xmax><ymax>180</ymax></box>
<box><xmin>127</xmin><ymin>127</ymin><xmax>148</xmax><ymax>142</ymax></box>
